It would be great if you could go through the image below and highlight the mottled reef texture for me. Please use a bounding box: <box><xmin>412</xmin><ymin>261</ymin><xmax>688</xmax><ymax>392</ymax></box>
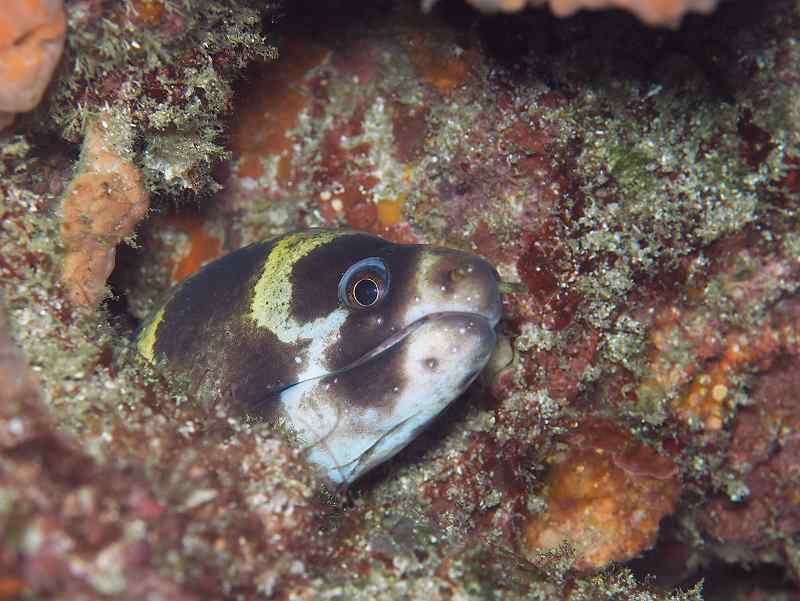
<box><xmin>1</xmin><ymin>0</ymin><xmax>799</xmax><ymax>599</ymax></box>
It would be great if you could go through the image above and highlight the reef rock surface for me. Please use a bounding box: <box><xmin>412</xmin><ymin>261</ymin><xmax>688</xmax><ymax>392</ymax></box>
<box><xmin>0</xmin><ymin>0</ymin><xmax>798</xmax><ymax>599</ymax></box>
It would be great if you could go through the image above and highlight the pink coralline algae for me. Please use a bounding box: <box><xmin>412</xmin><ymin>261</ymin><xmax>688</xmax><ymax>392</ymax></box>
<box><xmin>699</xmin><ymin>304</ymin><xmax>800</xmax><ymax>569</ymax></box>
<box><xmin>462</xmin><ymin>0</ymin><xmax>719</xmax><ymax>26</ymax></box>
<box><xmin>0</xmin><ymin>0</ymin><xmax>66</xmax><ymax>130</ymax></box>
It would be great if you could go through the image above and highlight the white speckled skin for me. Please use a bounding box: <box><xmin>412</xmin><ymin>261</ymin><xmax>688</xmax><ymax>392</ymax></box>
<box><xmin>280</xmin><ymin>312</ymin><xmax>497</xmax><ymax>484</ymax></box>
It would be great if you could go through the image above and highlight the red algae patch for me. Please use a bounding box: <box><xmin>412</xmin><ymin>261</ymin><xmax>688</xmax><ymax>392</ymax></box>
<box><xmin>522</xmin><ymin>421</ymin><xmax>680</xmax><ymax>570</ymax></box>
<box><xmin>165</xmin><ymin>212</ymin><xmax>224</xmax><ymax>283</ymax></box>
<box><xmin>230</xmin><ymin>39</ymin><xmax>330</xmax><ymax>186</ymax></box>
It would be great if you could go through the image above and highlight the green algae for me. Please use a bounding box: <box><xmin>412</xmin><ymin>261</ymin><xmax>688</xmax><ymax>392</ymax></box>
<box><xmin>42</xmin><ymin>0</ymin><xmax>278</xmax><ymax>196</ymax></box>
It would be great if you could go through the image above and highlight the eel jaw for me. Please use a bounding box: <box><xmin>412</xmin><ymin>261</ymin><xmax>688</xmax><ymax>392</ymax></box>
<box><xmin>276</xmin><ymin>311</ymin><xmax>498</xmax><ymax>485</ymax></box>
<box><xmin>341</xmin><ymin>310</ymin><xmax>497</xmax><ymax>374</ymax></box>
<box><xmin>258</xmin><ymin>310</ymin><xmax>497</xmax><ymax>406</ymax></box>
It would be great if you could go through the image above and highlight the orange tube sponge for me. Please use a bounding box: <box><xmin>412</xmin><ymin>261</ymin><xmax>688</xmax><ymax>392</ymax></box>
<box><xmin>522</xmin><ymin>421</ymin><xmax>680</xmax><ymax>569</ymax></box>
<box><xmin>61</xmin><ymin>114</ymin><xmax>149</xmax><ymax>307</ymax></box>
<box><xmin>464</xmin><ymin>0</ymin><xmax>719</xmax><ymax>27</ymax></box>
<box><xmin>0</xmin><ymin>0</ymin><xmax>66</xmax><ymax>129</ymax></box>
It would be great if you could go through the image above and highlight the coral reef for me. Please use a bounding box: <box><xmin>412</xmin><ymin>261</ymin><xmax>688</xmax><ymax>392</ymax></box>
<box><xmin>1</xmin><ymin>0</ymin><xmax>799</xmax><ymax>599</ymax></box>
<box><xmin>0</xmin><ymin>307</ymin><xmax>195</xmax><ymax>599</ymax></box>
<box><xmin>0</xmin><ymin>0</ymin><xmax>66</xmax><ymax>130</ymax></box>
<box><xmin>459</xmin><ymin>0</ymin><xmax>719</xmax><ymax>27</ymax></box>
<box><xmin>61</xmin><ymin>112</ymin><xmax>149</xmax><ymax>306</ymax></box>
<box><xmin>637</xmin><ymin>234</ymin><xmax>800</xmax><ymax>432</ymax></box>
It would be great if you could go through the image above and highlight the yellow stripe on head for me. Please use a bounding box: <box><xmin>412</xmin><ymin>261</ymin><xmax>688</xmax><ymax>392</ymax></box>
<box><xmin>250</xmin><ymin>230</ymin><xmax>344</xmax><ymax>342</ymax></box>
<box><xmin>137</xmin><ymin>306</ymin><xmax>165</xmax><ymax>362</ymax></box>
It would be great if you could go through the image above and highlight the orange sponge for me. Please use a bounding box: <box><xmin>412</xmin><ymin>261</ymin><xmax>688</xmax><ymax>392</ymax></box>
<box><xmin>522</xmin><ymin>421</ymin><xmax>680</xmax><ymax>569</ymax></box>
<box><xmin>0</xmin><ymin>0</ymin><xmax>66</xmax><ymax>128</ymax></box>
<box><xmin>61</xmin><ymin>115</ymin><xmax>149</xmax><ymax>306</ymax></box>
<box><xmin>464</xmin><ymin>0</ymin><xmax>719</xmax><ymax>27</ymax></box>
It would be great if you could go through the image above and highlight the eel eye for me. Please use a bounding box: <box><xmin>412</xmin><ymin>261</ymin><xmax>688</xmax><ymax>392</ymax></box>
<box><xmin>338</xmin><ymin>257</ymin><xmax>389</xmax><ymax>309</ymax></box>
<box><xmin>353</xmin><ymin>277</ymin><xmax>379</xmax><ymax>306</ymax></box>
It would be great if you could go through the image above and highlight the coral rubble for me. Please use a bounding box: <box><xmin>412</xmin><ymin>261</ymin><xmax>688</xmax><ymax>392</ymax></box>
<box><xmin>0</xmin><ymin>0</ymin><xmax>66</xmax><ymax>130</ymax></box>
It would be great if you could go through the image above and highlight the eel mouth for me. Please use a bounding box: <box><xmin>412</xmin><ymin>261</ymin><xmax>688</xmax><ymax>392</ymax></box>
<box><xmin>284</xmin><ymin>311</ymin><xmax>499</xmax><ymax>484</ymax></box>
<box><xmin>339</xmin><ymin>311</ymin><xmax>497</xmax><ymax>375</ymax></box>
<box><xmin>269</xmin><ymin>312</ymin><xmax>494</xmax><ymax>394</ymax></box>
<box><xmin>253</xmin><ymin>311</ymin><xmax>499</xmax><ymax>413</ymax></box>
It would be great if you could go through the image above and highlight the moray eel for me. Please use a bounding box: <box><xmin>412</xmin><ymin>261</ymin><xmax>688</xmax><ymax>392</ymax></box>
<box><xmin>136</xmin><ymin>229</ymin><xmax>501</xmax><ymax>485</ymax></box>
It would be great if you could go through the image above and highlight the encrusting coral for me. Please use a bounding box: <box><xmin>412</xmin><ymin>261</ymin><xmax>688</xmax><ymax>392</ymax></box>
<box><xmin>0</xmin><ymin>0</ymin><xmax>66</xmax><ymax>130</ymax></box>
<box><xmin>60</xmin><ymin>112</ymin><xmax>149</xmax><ymax>306</ymax></box>
<box><xmin>460</xmin><ymin>0</ymin><xmax>719</xmax><ymax>26</ymax></box>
